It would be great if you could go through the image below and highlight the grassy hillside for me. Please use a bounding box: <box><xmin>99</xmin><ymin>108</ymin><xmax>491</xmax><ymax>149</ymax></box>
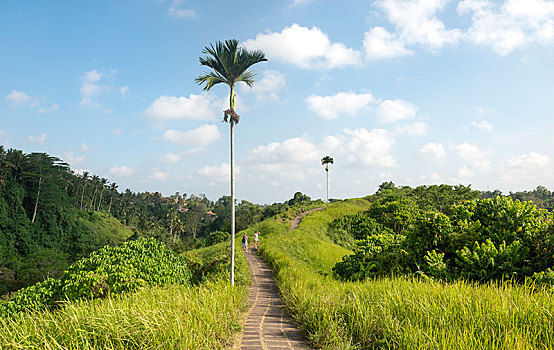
<box><xmin>0</xmin><ymin>237</ymin><xmax>250</xmax><ymax>349</ymax></box>
<box><xmin>261</xmin><ymin>198</ymin><xmax>554</xmax><ymax>349</ymax></box>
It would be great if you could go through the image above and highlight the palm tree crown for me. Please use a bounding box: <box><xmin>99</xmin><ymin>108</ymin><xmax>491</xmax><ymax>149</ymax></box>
<box><xmin>195</xmin><ymin>39</ymin><xmax>267</xmax><ymax>123</ymax></box>
<box><xmin>321</xmin><ymin>156</ymin><xmax>334</xmax><ymax>172</ymax></box>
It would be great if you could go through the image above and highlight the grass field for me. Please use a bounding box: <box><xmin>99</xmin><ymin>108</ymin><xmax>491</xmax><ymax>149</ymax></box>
<box><xmin>0</xmin><ymin>240</ymin><xmax>250</xmax><ymax>350</ymax></box>
<box><xmin>260</xmin><ymin>199</ymin><xmax>554</xmax><ymax>349</ymax></box>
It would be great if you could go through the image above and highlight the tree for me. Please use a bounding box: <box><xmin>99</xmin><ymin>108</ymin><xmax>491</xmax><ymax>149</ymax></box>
<box><xmin>321</xmin><ymin>156</ymin><xmax>334</xmax><ymax>202</ymax></box>
<box><xmin>196</xmin><ymin>39</ymin><xmax>267</xmax><ymax>286</ymax></box>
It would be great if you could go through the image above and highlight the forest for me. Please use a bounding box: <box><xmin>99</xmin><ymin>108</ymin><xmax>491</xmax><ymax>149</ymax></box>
<box><xmin>0</xmin><ymin>146</ymin><xmax>318</xmax><ymax>296</ymax></box>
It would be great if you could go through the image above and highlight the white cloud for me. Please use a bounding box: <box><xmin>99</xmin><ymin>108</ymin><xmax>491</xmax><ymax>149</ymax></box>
<box><xmin>364</xmin><ymin>27</ymin><xmax>414</xmax><ymax>60</ymax></box>
<box><xmin>144</xmin><ymin>94</ymin><xmax>218</xmax><ymax>121</ymax></box>
<box><xmin>160</xmin><ymin>152</ymin><xmax>182</xmax><ymax>165</ymax></box>
<box><xmin>458</xmin><ymin>165</ymin><xmax>475</xmax><ymax>178</ymax></box>
<box><xmin>28</xmin><ymin>133</ymin><xmax>46</xmax><ymax>143</ymax></box>
<box><xmin>250</xmin><ymin>136</ymin><xmax>319</xmax><ymax>167</ymax></box>
<box><xmin>38</xmin><ymin>104</ymin><xmax>59</xmax><ymax>114</ymax></box>
<box><xmin>376</xmin><ymin>99</ymin><xmax>418</xmax><ymax>123</ymax></box>
<box><xmin>168</xmin><ymin>0</ymin><xmax>195</xmax><ymax>19</ymax></box>
<box><xmin>419</xmin><ymin>142</ymin><xmax>446</xmax><ymax>161</ymax></box>
<box><xmin>420</xmin><ymin>172</ymin><xmax>443</xmax><ymax>184</ymax></box>
<box><xmin>292</xmin><ymin>0</ymin><xmax>314</xmax><ymax>6</ymax></box>
<box><xmin>110</xmin><ymin>166</ymin><xmax>135</xmax><ymax>177</ymax></box>
<box><xmin>80</xmin><ymin>70</ymin><xmax>103</xmax><ymax>107</ymax></box>
<box><xmin>306</xmin><ymin>92</ymin><xmax>374</xmax><ymax>119</ymax></box>
<box><xmin>198</xmin><ymin>162</ymin><xmax>240</xmax><ymax>182</ymax></box>
<box><xmin>374</xmin><ymin>0</ymin><xmax>462</xmax><ymax>49</ymax></box>
<box><xmin>243</xmin><ymin>23</ymin><xmax>362</xmax><ymax>69</ymax></box>
<box><xmin>241</xmin><ymin>70</ymin><xmax>286</xmax><ymax>102</ymax></box>
<box><xmin>119</xmin><ymin>86</ymin><xmax>130</xmax><ymax>97</ymax></box>
<box><xmin>455</xmin><ymin>143</ymin><xmax>491</xmax><ymax>170</ymax></box>
<box><xmin>150</xmin><ymin>171</ymin><xmax>169</xmax><ymax>181</ymax></box>
<box><xmin>506</xmin><ymin>152</ymin><xmax>550</xmax><ymax>168</ymax></box>
<box><xmin>471</xmin><ymin>120</ymin><xmax>494</xmax><ymax>131</ymax></box>
<box><xmin>162</xmin><ymin>124</ymin><xmax>221</xmax><ymax>146</ymax></box>
<box><xmin>6</xmin><ymin>90</ymin><xmax>32</xmax><ymax>106</ymax></box>
<box><xmin>81</xmin><ymin>143</ymin><xmax>89</xmax><ymax>151</ymax></box>
<box><xmin>458</xmin><ymin>0</ymin><xmax>554</xmax><ymax>55</ymax></box>
<box><xmin>324</xmin><ymin>128</ymin><xmax>397</xmax><ymax>167</ymax></box>
<box><xmin>394</xmin><ymin>121</ymin><xmax>428</xmax><ymax>135</ymax></box>
<box><xmin>63</xmin><ymin>151</ymin><xmax>85</xmax><ymax>165</ymax></box>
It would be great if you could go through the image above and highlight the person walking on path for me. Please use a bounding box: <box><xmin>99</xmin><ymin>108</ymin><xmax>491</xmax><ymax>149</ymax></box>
<box><xmin>254</xmin><ymin>231</ymin><xmax>259</xmax><ymax>250</ymax></box>
<box><xmin>242</xmin><ymin>232</ymin><xmax>249</xmax><ymax>253</ymax></box>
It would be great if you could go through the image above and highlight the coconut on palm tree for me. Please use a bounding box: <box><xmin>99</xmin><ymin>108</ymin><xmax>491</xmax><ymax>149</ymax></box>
<box><xmin>321</xmin><ymin>156</ymin><xmax>334</xmax><ymax>202</ymax></box>
<box><xmin>196</xmin><ymin>39</ymin><xmax>266</xmax><ymax>286</ymax></box>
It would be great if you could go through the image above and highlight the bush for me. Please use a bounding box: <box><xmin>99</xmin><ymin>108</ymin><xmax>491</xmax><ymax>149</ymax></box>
<box><xmin>0</xmin><ymin>238</ymin><xmax>191</xmax><ymax>317</ymax></box>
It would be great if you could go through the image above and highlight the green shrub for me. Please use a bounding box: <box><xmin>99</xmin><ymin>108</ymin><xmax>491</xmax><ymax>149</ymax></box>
<box><xmin>1</xmin><ymin>238</ymin><xmax>191</xmax><ymax>317</ymax></box>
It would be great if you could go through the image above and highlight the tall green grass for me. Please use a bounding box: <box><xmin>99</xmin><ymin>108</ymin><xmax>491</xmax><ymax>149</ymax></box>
<box><xmin>261</xmin><ymin>199</ymin><xmax>554</xmax><ymax>349</ymax></box>
<box><xmin>0</xmin><ymin>240</ymin><xmax>250</xmax><ymax>349</ymax></box>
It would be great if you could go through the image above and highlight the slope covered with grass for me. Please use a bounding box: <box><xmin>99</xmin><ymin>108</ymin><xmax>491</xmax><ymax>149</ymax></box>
<box><xmin>0</xmin><ymin>237</ymin><xmax>250</xmax><ymax>349</ymax></box>
<box><xmin>261</xmin><ymin>198</ymin><xmax>554</xmax><ymax>349</ymax></box>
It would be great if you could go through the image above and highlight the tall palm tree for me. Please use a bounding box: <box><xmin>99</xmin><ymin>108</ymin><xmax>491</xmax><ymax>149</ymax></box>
<box><xmin>321</xmin><ymin>156</ymin><xmax>334</xmax><ymax>202</ymax></box>
<box><xmin>196</xmin><ymin>39</ymin><xmax>266</xmax><ymax>286</ymax></box>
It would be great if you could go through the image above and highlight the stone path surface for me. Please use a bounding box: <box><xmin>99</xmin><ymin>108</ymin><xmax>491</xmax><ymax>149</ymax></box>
<box><xmin>239</xmin><ymin>209</ymin><xmax>324</xmax><ymax>350</ymax></box>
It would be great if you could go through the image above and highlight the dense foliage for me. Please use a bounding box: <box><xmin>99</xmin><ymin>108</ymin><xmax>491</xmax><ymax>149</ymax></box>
<box><xmin>0</xmin><ymin>238</ymin><xmax>191</xmax><ymax>317</ymax></box>
<box><xmin>261</xmin><ymin>199</ymin><xmax>554</xmax><ymax>349</ymax></box>
<box><xmin>333</xmin><ymin>184</ymin><xmax>554</xmax><ymax>285</ymax></box>
<box><xmin>1</xmin><ymin>146</ymin><xmax>319</xmax><ymax>295</ymax></box>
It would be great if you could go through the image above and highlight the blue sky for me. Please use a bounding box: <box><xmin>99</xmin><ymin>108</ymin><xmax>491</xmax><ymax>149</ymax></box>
<box><xmin>1</xmin><ymin>0</ymin><xmax>554</xmax><ymax>204</ymax></box>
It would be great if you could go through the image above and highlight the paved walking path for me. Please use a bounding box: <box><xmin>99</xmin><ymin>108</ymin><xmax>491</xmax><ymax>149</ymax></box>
<box><xmin>239</xmin><ymin>209</ymin><xmax>324</xmax><ymax>350</ymax></box>
<box><xmin>289</xmin><ymin>208</ymin><xmax>324</xmax><ymax>232</ymax></box>
<box><xmin>239</xmin><ymin>252</ymin><xmax>312</xmax><ymax>349</ymax></box>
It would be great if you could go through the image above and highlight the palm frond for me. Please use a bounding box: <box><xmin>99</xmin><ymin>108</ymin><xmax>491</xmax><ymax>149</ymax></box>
<box><xmin>235</xmin><ymin>69</ymin><xmax>256</xmax><ymax>88</ymax></box>
<box><xmin>195</xmin><ymin>72</ymin><xmax>227</xmax><ymax>91</ymax></box>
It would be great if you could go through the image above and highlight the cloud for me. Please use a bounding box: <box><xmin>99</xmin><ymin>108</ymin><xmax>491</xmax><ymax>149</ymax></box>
<box><xmin>241</xmin><ymin>70</ymin><xmax>286</xmax><ymax>102</ymax></box>
<box><xmin>150</xmin><ymin>171</ymin><xmax>169</xmax><ymax>181</ymax></box>
<box><xmin>370</xmin><ymin>0</ymin><xmax>462</xmax><ymax>54</ymax></box>
<box><xmin>162</xmin><ymin>124</ymin><xmax>221</xmax><ymax>146</ymax></box>
<box><xmin>243</xmin><ymin>23</ymin><xmax>362</xmax><ymax>69</ymax></box>
<box><xmin>6</xmin><ymin>90</ymin><xmax>32</xmax><ymax>106</ymax></box>
<box><xmin>471</xmin><ymin>120</ymin><xmax>494</xmax><ymax>131</ymax></box>
<box><xmin>506</xmin><ymin>152</ymin><xmax>550</xmax><ymax>168</ymax></box>
<box><xmin>119</xmin><ymin>86</ymin><xmax>130</xmax><ymax>97</ymax></box>
<box><xmin>419</xmin><ymin>142</ymin><xmax>446</xmax><ymax>162</ymax></box>
<box><xmin>80</xmin><ymin>69</ymin><xmax>122</xmax><ymax>108</ymax></box>
<box><xmin>306</xmin><ymin>92</ymin><xmax>374</xmax><ymax>119</ymax></box>
<box><xmin>250</xmin><ymin>136</ymin><xmax>319</xmax><ymax>169</ymax></box>
<box><xmin>420</xmin><ymin>172</ymin><xmax>443</xmax><ymax>184</ymax></box>
<box><xmin>364</xmin><ymin>27</ymin><xmax>414</xmax><ymax>60</ymax></box>
<box><xmin>110</xmin><ymin>166</ymin><xmax>135</xmax><ymax>177</ymax></box>
<box><xmin>324</xmin><ymin>128</ymin><xmax>397</xmax><ymax>167</ymax></box>
<box><xmin>292</xmin><ymin>0</ymin><xmax>314</xmax><ymax>6</ymax></box>
<box><xmin>28</xmin><ymin>133</ymin><xmax>46</xmax><ymax>143</ymax></box>
<box><xmin>376</xmin><ymin>99</ymin><xmax>418</xmax><ymax>123</ymax></box>
<box><xmin>394</xmin><ymin>121</ymin><xmax>428</xmax><ymax>135</ymax></box>
<box><xmin>63</xmin><ymin>151</ymin><xmax>85</xmax><ymax>165</ymax></box>
<box><xmin>168</xmin><ymin>0</ymin><xmax>196</xmax><ymax>19</ymax></box>
<box><xmin>455</xmin><ymin>142</ymin><xmax>491</xmax><ymax>170</ymax></box>
<box><xmin>458</xmin><ymin>0</ymin><xmax>554</xmax><ymax>55</ymax></box>
<box><xmin>144</xmin><ymin>94</ymin><xmax>219</xmax><ymax>121</ymax></box>
<box><xmin>38</xmin><ymin>104</ymin><xmax>59</xmax><ymax>114</ymax></box>
<box><xmin>198</xmin><ymin>162</ymin><xmax>240</xmax><ymax>182</ymax></box>
<box><xmin>160</xmin><ymin>152</ymin><xmax>182</xmax><ymax>165</ymax></box>
<box><xmin>6</xmin><ymin>90</ymin><xmax>57</xmax><ymax>112</ymax></box>
<box><xmin>457</xmin><ymin>165</ymin><xmax>475</xmax><ymax>178</ymax></box>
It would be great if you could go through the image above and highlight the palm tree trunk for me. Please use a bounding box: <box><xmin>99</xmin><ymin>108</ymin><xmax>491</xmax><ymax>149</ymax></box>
<box><xmin>31</xmin><ymin>177</ymin><xmax>42</xmax><ymax>223</ymax></box>
<box><xmin>97</xmin><ymin>188</ymin><xmax>104</xmax><ymax>211</ymax></box>
<box><xmin>80</xmin><ymin>185</ymin><xmax>85</xmax><ymax>210</ymax></box>
<box><xmin>230</xmin><ymin>119</ymin><xmax>236</xmax><ymax>286</ymax></box>
<box><xmin>326</xmin><ymin>169</ymin><xmax>329</xmax><ymax>202</ymax></box>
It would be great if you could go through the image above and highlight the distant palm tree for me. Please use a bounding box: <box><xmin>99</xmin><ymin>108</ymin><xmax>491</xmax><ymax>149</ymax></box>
<box><xmin>196</xmin><ymin>39</ymin><xmax>266</xmax><ymax>286</ymax></box>
<box><xmin>321</xmin><ymin>156</ymin><xmax>334</xmax><ymax>202</ymax></box>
